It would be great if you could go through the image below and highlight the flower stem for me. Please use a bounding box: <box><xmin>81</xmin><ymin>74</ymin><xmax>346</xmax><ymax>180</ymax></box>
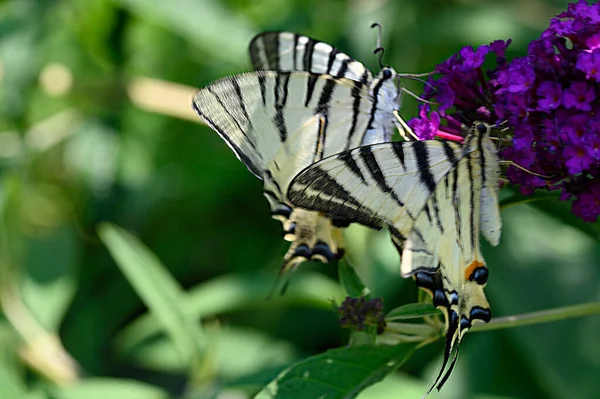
<box><xmin>470</xmin><ymin>302</ymin><xmax>600</xmax><ymax>333</ymax></box>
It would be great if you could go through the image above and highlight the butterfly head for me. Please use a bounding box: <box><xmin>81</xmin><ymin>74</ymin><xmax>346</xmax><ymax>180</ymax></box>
<box><xmin>373</xmin><ymin>66</ymin><xmax>402</xmax><ymax>108</ymax></box>
<box><xmin>471</xmin><ymin>121</ymin><xmax>493</xmax><ymax>137</ymax></box>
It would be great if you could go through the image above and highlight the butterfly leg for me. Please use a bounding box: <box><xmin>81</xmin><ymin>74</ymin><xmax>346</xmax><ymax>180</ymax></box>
<box><xmin>271</xmin><ymin>209</ymin><xmax>343</xmax><ymax>295</ymax></box>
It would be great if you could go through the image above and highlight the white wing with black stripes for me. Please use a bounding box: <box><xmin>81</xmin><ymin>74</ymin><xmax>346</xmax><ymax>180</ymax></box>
<box><xmin>193</xmin><ymin>31</ymin><xmax>405</xmax><ymax>289</ymax></box>
<box><xmin>250</xmin><ymin>31</ymin><xmax>373</xmax><ymax>83</ymax></box>
<box><xmin>287</xmin><ymin>122</ymin><xmax>501</xmax><ymax>392</ymax></box>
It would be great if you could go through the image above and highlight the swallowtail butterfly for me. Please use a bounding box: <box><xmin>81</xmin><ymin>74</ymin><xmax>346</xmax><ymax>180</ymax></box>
<box><xmin>288</xmin><ymin>121</ymin><xmax>501</xmax><ymax>391</ymax></box>
<box><xmin>193</xmin><ymin>31</ymin><xmax>409</xmax><ymax>290</ymax></box>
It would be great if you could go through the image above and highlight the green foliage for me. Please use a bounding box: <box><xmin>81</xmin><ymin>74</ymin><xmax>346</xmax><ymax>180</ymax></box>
<box><xmin>255</xmin><ymin>344</ymin><xmax>417</xmax><ymax>399</ymax></box>
<box><xmin>1</xmin><ymin>0</ymin><xmax>599</xmax><ymax>398</ymax></box>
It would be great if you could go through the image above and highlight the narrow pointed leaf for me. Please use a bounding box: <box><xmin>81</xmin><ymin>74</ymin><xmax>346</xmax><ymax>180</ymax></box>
<box><xmin>386</xmin><ymin>303</ymin><xmax>441</xmax><ymax>321</ymax></box>
<box><xmin>98</xmin><ymin>223</ymin><xmax>205</xmax><ymax>367</ymax></box>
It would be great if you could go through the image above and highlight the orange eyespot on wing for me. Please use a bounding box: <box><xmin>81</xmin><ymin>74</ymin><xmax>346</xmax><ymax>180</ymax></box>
<box><xmin>464</xmin><ymin>260</ymin><xmax>485</xmax><ymax>282</ymax></box>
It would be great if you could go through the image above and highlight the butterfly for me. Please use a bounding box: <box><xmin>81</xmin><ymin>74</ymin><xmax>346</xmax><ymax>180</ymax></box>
<box><xmin>287</xmin><ymin>121</ymin><xmax>501</xmax><ymax>391</ymax></box>
<box><xmin>193</xmin><ymin>30</ymin><xmax>410</xmax><ymax>290</ymax></box>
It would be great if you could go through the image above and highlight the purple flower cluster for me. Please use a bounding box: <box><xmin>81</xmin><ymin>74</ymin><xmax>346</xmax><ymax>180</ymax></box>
<box><xmin>338</xmin><ymin>296</ymin><xmax>386</xmax><ymax>335</ymax></box>
<box><xmin>407</xmin><ymin>40</ymin><xmax>511</xmax><ymax>141</ymax></box>
<box><xmin>409</xmin><ymin>0</ymin><xmax>600</xmax><ymax>223</ymax></box>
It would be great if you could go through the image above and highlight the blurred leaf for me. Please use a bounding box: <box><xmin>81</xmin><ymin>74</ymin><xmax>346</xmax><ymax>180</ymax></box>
<box><xmin>125</xmin><ymin>325</ymin><xmax>298</xmax><ymax>379</ymax></box>
<box><xmin>21</xmin><ymin>226</ymin><xmax>76</xmax><ymax>332</ymax></box>
<box><xmin>499</xmin><ymin>191</ymin><xmax>561</xmax><ymax>210</ymax></box>
<box><xmin>530</xmin><ymin>199</ymin><xmax>600</xmax><ymax>241</ymax></box>
<box><xmin>386</xmin><ymin>303</ymin><xmax>441</xmax><ymax>321</ymax></box>
<box><xmin>254</xmin><ymin>343</ymin><xmax>417</xmax><ymax>399</ymax></box>
<box><xmin>114</xmin><ymin>0</ymin><xmax>255</xmax><ymax>66</ymax></box>
<box><xmin>338</xmin><ymin>259</ymin><xmax>370</xmax><ymax>299</ymax></box>
<box><xmin>357</xmin><ymin>372</ymin><xmax>435</xmax><ymax>399</ymax></box>
<box><xmin>116</xmin><ymin>272</ymin><xmax>344</xmax><ymax>353</ymax></box>
<box><xmin>98</xmin><ymin>223</ymin><xmax>205</xmax><ymax>367</ymax></box>
<box><xmin>0</xmin><ymin>323</ymin><xmax>27</xmax><ymax>399</ymax></box>
<box><xmin>49</xmin><ymin>378</ymin><xmax>169</xmax><ymax>399</ymax></box>
<box><xmin>485</xmin><ymin>204</ymin><xmax>600</xmax><ymax>398</ymax></box>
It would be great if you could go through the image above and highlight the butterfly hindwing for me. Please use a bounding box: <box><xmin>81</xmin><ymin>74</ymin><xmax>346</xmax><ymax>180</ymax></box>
<box><xmin>403</xmin><ymin>141</ymin><xmax>496</xmax><ymax>392</ymax></box>
<box><xmin>288</xmin><ymin>122</ymin><xmax>501</xmax><ymax>391</ymax></box>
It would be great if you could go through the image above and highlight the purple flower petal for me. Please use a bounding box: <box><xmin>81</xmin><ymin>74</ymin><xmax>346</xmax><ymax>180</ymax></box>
<box><xmin>562</xmin><ymin>81</ymin><xmax>595</xmax><ymax>111</ymax></box>
<box><xmin>563</xmin><ymin>144</ymin><xmax>595</xmax><ymax>174</ymax></box>
<box><xmin>536</xmin><ymin>81</ymin><xmax>562</xmax><ymax>111</ymax></box>
<box><xmin>572</xmin><ymin>180</ymin><xmax>600</xmax><ymax>222</ymax></box>
<box><xmin>575</xmin><ymin>48</ymin><xmax>600</xmax><ymax>81</ymax></box>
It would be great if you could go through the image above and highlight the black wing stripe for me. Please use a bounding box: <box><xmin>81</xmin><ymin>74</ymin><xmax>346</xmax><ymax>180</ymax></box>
<box><xmin>257</xmin><ymin>74</ymin><xmax>267</xmax><ymax>106</ymax></box>
<box><xmin>271</xmin><ymin>33</ymin><xmax>280</xmax><ymax>69</ymax></box>
<box><xmin>274</xmin><ymin>72</ymin><xmax>291</xmax><ymax>141</ymax></box>
<box><xmin>315</xmin><ymin>76</ymin><xmax>337</xmax><ymax>115</ymax></box>
<box><xmin>413</xmin><ymin>141</ymin><xmax>437</xmax><ymax>195</ymax></box>
<box><xmin>204</xmin><ymin>84</ymin><xmax>257</xmax><ymax>151</ymax></box>
<box><xmin>391</xmin><ymin>142</ymin><xmax>407</xmax><ymax>171</ymax></box>
<box><xmin>338</xmin><ymin>151</ymin><xmax>367</xmax><ymax>184</ymax></box>
<box><xmin>345</xmin><ymin>79</ymin><xmax>364</xmax><ymax>150</ymax></box>
<box><xmin>326</xmin><ymin>47</ymin><xmax>339</xmax><ymax>75</ymax></box>
<box><xmin>365</xmin><ymin>75</ymin><xmax>385</xmax><ymax>130</ymax></box>
<box><xmin>467</xmin><ymin>156</ymin><xmax>476</xmax><ymax>251</ymax></box>
<box><xmin>289</xmin><ymin>169</ymin><xmax>383</xmax><ymax>229</ymax></box>
<box><xmin>424</xmin><ymin>203</ymin><xmax>432</xmax><ymax>223</ymax></box>
<box><xmin>264</xmin><ymin>169</ymin><xmax>283</xmax><ymax>196</ymax></box>
<box><xmin>304</xmin><ymin>73</ymin><xmax>319</xmax><ymax>107</ymax></box>
<box><xmin>302</xmin><ymin>38</ymin><xmax>315</xmax><ymax>73</ymax></box>
<box><xmin>358</xmin><ymin>146</ymin><xmax>405</xmax><ymax>207</ymax></box>
<box><xmin>313</xmin><ymin>115</ymin><xmax>327</xmax><ymax>162</ymax></box>
<box><xmin>191</xmin><ymin>102</ymin><xmax>261</xmax><ymax>177</ymax></box>
<box><xmin>477</xmin><ymin>134</ymin><xmax>487</xmax><ymax>186</ymax></box>
<box><xmin>440</xmin><ymin>140</ymin><xmax>459</xmax><ymax>166</ymax></box>
<box><xmin>431</xmin><ymin>195</ymin><xmax>444</xmax><ymax>234</ymax></box>
<box><xmin>292</xmin><ymin>33</ymin><xmax>299</xmax><ymax>70</ymax></box>
<box><xmin>231</xmin><ymin>78</ymin><xmax>251</xmax><ymax>129</ymax></box>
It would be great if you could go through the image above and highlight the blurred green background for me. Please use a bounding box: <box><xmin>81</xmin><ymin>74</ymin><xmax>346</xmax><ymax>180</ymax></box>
<box><xmin>1</xmin><ymin>0</ymin><xmax>599</xmax><ymax>398</ymax></box>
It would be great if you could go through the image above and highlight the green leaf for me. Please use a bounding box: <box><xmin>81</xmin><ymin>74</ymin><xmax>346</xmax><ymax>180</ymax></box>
<box><xmin>21</xmin><ymin>226</ymin><xmax>77</xmax><ymax>332</ymax></box>
<box><xmin>386</xmin><ymin>303</ymin><xmax>440</xmax><ymax>321</ymax></box>
<box><xmin>48</xmin><ymin>378</ymin><xmax>170</xmax><ymax>399</ymax></box>
<box><xmin>125</xmin><ymin>326</ymin><xmax>298</xmax><ymax>378</ymax></box>
<box><xmin>98</xmin><ymin>223</ymin><xmax>205</xmax><ymax>367</ymax></box>
<box><xmin>115</xmin><ymin>272</ymin><xmax>344</xmax><ymax>354</ymax></box>
<box><xmin>338</xmin><ymin>259</ymin><xmax>370</xmax><ymax>299</ymax></box>
<box><xmin>254</xmin><ymin>343</ymin><xmax>417</xmax><ymax>399</ymax></box>
<box><xmin>530</xmin><ymin>199</ymin><xmax>600</xmax><ymax>241</ymax></box>
<box><xmin>113</xmin><ymin>0</ymin><xmax>255</xmax><ymax>66</ymax></box>
<box><xmin>0</xmin><ymin>325</ymin><xmax>27</xmax><ymax>399</ymax></box>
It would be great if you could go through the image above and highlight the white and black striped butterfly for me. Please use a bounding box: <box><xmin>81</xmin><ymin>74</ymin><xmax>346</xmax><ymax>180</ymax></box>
<box><xmin>288</xmin><ymin>121</ymin><xmax>501</xmax><ymax>392</ymax></box>
<box><xmin>193</xmin><ymin>31</ymin><xmax>409</xmax><ymax>290</ymax></box>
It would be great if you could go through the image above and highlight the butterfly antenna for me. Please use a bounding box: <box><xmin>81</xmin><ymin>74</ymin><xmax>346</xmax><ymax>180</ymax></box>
<box><xmin>401</xmin><ymin>74</ymin><xmax>439</xmax><ymax>95</ymax></box>
<box><xmin>400</xmin><ymin>87</ymin><xmax>437</xmax><ymax>105</ymax></box>
<box><xmin>371</xmin><ymin>22</ymin><xmax>386</xmax><ymax>69</ymax></box>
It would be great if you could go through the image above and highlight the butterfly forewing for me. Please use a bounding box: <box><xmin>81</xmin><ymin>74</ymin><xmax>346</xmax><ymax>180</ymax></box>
<box><xmin>193</xmin><ymin>62</ymin><xmax>400</xmax><ymax>283</ymax></box>
<box><xmin>194</xmin><ymin>71</ymin><xmax>379</xmax><ymax>191</ymax></box>
<box><xmin>250</xmin><ymin>31</ymin><xmax>372</xmax><ymax>83</ymax></box>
